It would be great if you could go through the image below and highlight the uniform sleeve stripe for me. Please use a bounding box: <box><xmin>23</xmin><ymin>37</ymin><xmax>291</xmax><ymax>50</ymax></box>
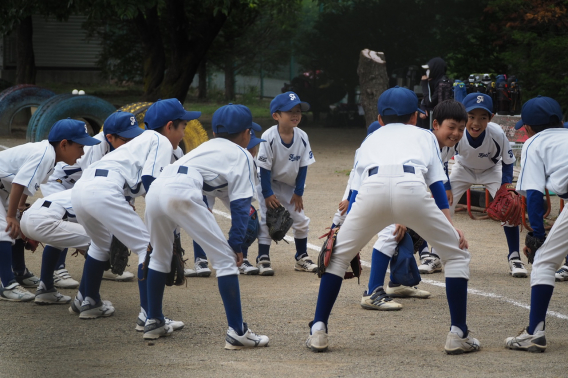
<box><xmin>491</xmin><ymin>138</ymin><xmax>501</xmax><ymax>164</ymax></box>
<box><xmin>301</xmin><ymin>138</ymin><xmax>307</xmax><ymax>147</ymax></box>
<box><xmin>238</xmin><ymin>146</ymin><xmax>254</xmax><ymax>194</ymax></box>
<box><xmin>151</xmin><ymin>133</ymin><xmax>159</xmax><ymax>177</ymax></box>
<box><xmin>519</xmin><ymin>134</ymin><xmax>541</xmax><ymax>189</ymax></box>
<box><xmin>27</xmin><ymin>145</ymin><xmax>48</xmax><ymax>188</ymax></box>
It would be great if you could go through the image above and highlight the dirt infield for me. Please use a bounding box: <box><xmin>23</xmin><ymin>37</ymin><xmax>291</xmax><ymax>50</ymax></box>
<box><xmin>1</xmin><ymin>128</ymin><xmax>567</xmax><ymax>378</ymax></box>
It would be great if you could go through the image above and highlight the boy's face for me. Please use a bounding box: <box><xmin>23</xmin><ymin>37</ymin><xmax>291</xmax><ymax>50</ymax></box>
<box><xmin>272</xmin><ymin>104</ymin><xmax>302</xmax><ymax>128</ymax></box>
<box><xmin>58</xmin><ymin>140</ymin><xmax>85</xmax><ymax>165</ymax></box>
<box><xmin>466</xmin><ymin>108</ymin><xmax>492</xmax><ymax>138</ymax></box>
<box><xmin>432</xmin><ymin>119</ymin><xmax>465</xmax><ymax>148</ymax></box>
<box><xmin>106</xmin><ymin>134</ymin><xmax>132</xmax><ymax>150</ymax></box>
<box><xmin>166</xmin><ymin>120</ymin><xmax>187</xmax><ymax>149</ymax></box>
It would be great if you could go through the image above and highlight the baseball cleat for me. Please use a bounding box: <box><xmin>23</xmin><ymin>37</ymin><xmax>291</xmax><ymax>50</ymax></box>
<box><xmin>225</xmin><ymin>323</ymin><xmax>269</xmax><ymax>350</ymax></box>
<box><xmin>555</xmin><ymin>265</ymin><xmax>568</xmax><ymax>281</ymax></box>
<box><xmin>79</xmin><ymin>298</ymin><xmax>115</xmax><ymax>319</ymax></box>
<box><xmin>53</xmin><ymin>269</ymin><xmax>80</xmax><ymax>289</ymax></box>
<box><xmin>295</xmin><ymin>256</ymin><xmax>318</xmax><ymax>272</ymax></box>
<box><xmin>34</xmin><ymin>284</ymin><xmax>71</xmax><ymax>305</ymax></box>
<box><xmin>14</xmin><ymin>269</ymin><xmax>41</xmax><ymax>288</ymax></box>
<box><xmin>385</xmin><ymin>282</ymin><xmax>431</xmax><ymax>298</ymax></box>
<box><xmin>239</xmin><ymin>258</ymin><xmax>260</xmax><ymax>275</ymax></box>
<box><xmin>306</xmin><ymin>330</ymin><xmax>328</xmax><ymax>352</ymax></box>
<box><xmin>505</xmin><ymin>323</ymin><xmax>546</xmax><ymax>353</ymax></box>
<box><xmin>445</xmin><ymin>330</ymin><xmax>481</xmax><ymax>355</ymax></box>
<box><xmin>508</xmin><ymin>259</ymin><xmax>528</xmax><ymax>278</ymax></box>
<box><xmin>418</xmin><ymin>254</ymin><xmax>442</xmax><ymax>274</ymax></box>
<box><xmin>0</xmin><ymin>281</ymin><xmax>35</xmax><ymax>302</ymax></box>
<box><xmin>102</xmin><ymin>270</ymin><xmax>135</xmax><ymax>282</ymax></box>
<box><xmin>257</xmin><ymin>255</ymin><xmax>274</xmax><ymax>276</ymax></box>
<box><xmin>360</xmin><ymin>286</ymin><xmax>402</xmax><ymax>311</ymax></box>
<box><xmin>69</xmin><ymin>296</ymin><xmax>82</xmax><ymax>314</ymax></box>
<box><xmin>194</xmin><ymin>258</ymin><xmax>212</xmax><ymax>277</ymax></box>
<box><xmin>136</xmin><ymin>311</ymin><xmax>184</xmax><ymax>332</ymax></box>
<box><xmin>143</xmin><ymin>318</ymin><xmax>173</xmax><ymax>340</ymax></box>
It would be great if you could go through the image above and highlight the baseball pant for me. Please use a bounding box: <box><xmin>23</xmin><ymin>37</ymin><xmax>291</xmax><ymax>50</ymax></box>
<box><xmin>72</xmin><ymin>169</ymin><xmax>149</xmax><ymax>264</ymax></box>
<box><xmin>531</xmin><ymin>205</ymin><xmax>568</xmax><ymax>287</ymax></box>
<box><xmin>145</xmin><ymin>165</ymin><xmax>238</xmax><ymax>277</ymax></box>
<box><xmin>449</xmin><ymin>161</ymin><xmax>501</xmax><ymax>215</ymax></box>
<box><xmin>326</xmin><ymin>166</ymin><xmax>470</xmax><ymax>279</ymax></box>
<box><xmin>20</xmin><ymin>201</ymin><xmax>90</xmax><ymax>250</ymax></box>
<box><xmin>257</xmin><ymin>181</ymin><xmax>310</xmax><ymax>245</ymax></box>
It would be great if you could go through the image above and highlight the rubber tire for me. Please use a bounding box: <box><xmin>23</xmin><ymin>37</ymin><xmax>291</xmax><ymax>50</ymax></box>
<box><xmin>27</xmin><ymin>94</ymin><xmax>116</xmax><ymax>142</ymax></box>
<box><xmin>0</xmin><ymin>85</ymin><xmax>56</xmax><ymax>135</ymax></box>
<box><xmin>116</xmin><ymin>102</ymin><xmax>208</xmax><ymax>153</ymax></box>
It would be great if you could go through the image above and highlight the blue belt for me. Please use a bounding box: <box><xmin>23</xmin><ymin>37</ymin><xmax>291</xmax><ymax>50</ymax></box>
<box><xmin>95</xmin><ymin>169</ymin><xmax>109</xmax><ymax>177</ymax></box>
<box><xmin>178</xmin><ymin>166</ymin><xmax>188</xmax><ymax>174</ymax></box>
<box><xmin>42</xmin><ymin>201</ymin><xmax>52</xmax><ymax>208</ymax></box>
<box><xmin>369</xmin><ymin>165</ymin><xmax>415</xmax><ymax>176</ymax></box>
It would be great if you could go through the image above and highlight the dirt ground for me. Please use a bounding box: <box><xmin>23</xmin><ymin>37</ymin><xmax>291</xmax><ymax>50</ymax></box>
<box><xmin>1</xmin><ymin>127</ymin><xmax>568</xmax><ymax>378</ymax></box>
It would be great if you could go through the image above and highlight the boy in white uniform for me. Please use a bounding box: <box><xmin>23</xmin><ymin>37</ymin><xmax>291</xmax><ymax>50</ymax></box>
<box><xmin>255</xmin><ymin>92</ymin><xmax>317</xmax><ymax>274</ymax></box>
<box><xmin>305</xmin><ymin>87</ymin><xmax>478</xmax><ymax>355</ymax></box>
<box><xmin>0</xmin><ymin>119</ymin><xmax>100</xmax><ymax>301</ymax></box>
<box><xmin>505</xmin><ymin>96</ymin><xmax>568</xmax><ymax>353</ymax></box>
<box><xmin>144</xmin><ymin>104</ymin><xmax>269</xmax><ymax>348</ymax></box>
<box><xmin>448</xmin><ymin>93</ymin><xmax>523</xmax><ymax>277</ymax></box>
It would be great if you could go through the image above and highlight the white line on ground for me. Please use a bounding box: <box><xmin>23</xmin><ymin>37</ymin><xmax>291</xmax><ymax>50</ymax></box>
<box><xmin>212</xmin><ymin>208</ymin><xmax>568</xmax><ymax>320</ymax></box>
<box><xmin>0</xmin><ymin>145</ymin><xmax>9</xmax><ymax>150</ymax></box>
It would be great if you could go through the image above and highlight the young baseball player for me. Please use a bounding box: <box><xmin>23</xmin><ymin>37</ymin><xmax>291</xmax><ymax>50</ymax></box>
<box><xmin>70</xmin><ymin>98</ymin><xmax>198</xmax><ymax>324</ymax></box>
<box><xmin>255</xmin><ymin>91</ymin><xmax>317</xmax><ymax>274</ymax></box>
<box><xmin>448</xmin><ymin>93</ymin><xmax>523</xmax><ymax>277</ymax></box>
<box><xmin>504</xmin><ymin>96</ymin><xmax>567</xmax><ymax>353</ymax></box>
<box><xmin>306</xmin><ymin>86</ymin><xmax>478</xmax><ymax>355</ymax></box>
<box><xmin>0</xmin><ymin>118</ymin><xmax>100</xmax><ymax>301</ymax></box>
<box><xmin>143</xmin><ymin>104</ymin><xmax>269</xmax><ymax>348</ymax></box>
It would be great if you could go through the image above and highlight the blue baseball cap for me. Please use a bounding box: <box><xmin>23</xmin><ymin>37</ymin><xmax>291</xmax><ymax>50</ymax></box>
<box><xmin>212</xmin><ymin>104</ymin><xmax>262</xmax><ymax>134</ymax></box>
<box><xmin>367</xmin><ymin>121</ymin><xmax>381</xmax><ymax>135</ymax></box>
<box><xmin>247</xmin><ymin>130</ymin><xmax>266</xmax><ymax>149</ymax></box>
<box><xmin>104</xmin><ymin>111</ymin><xmax>144</xmax><ymax>138</ymax></box>
<box><xmin>270</xmin><ymin>91</ymin><xmax>310</xmax><ymax>114</ymax></box>
<box><xmin>48</xmin><ymin>118</ymin><xmax>101</xmax><ymax>146</ymax></box>
<box><xmin>144</xmin><ymin>98</ymin><xmax>201</xmax><ymax>130</ymax></box>
<box><xmin>514</xmin><ymin>96</ymin><xmax>563</xmax><ymax>130</ymax></box>
<box><xmin>462</xmin><ymin>93</ymin><xmax>493</xmax><ymax>115</ymax></box>
<box><xmin>377</xmin><ymin>86</ymin><xmax>425</xmax><ymax>116</ymax></box>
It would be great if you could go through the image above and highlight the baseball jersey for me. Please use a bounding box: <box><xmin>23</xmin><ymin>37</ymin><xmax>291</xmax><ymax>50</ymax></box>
<box><xmin>0</xmin><ymin>140</ymin><xmax>56</xmax><ymax>196</ymax></box>
<box><xmin>454</xmin><ymin>122</ymin><xmax>515</xmax><ymax>170</ymax></box>
<box><xmin>173</xmin><ymin>138</ymin><xmax>256</xmax><ymax>202</ymax></box>
<box><xmin>351</xmin><ymin>124</ymin><xmax>446</xmax><ymax>192</ymax></box>
<box><xmin>256</xmin><ymin>125</ymin><xmax>315</xmax><ymax>187</ymax></box>
<box><xmin>89</xmin><ymin>130</ymin><xmax>172</xmax><ymax>196</ymax></box>
<box><xmin>516</xmin><ymin>128</ymin><xmax>568</xmax><ymax>197</ymax></box>
<box><xmin>30</xmin><ymin>188</ymin><xmax>76</xmax><ymax>218</ymax></box>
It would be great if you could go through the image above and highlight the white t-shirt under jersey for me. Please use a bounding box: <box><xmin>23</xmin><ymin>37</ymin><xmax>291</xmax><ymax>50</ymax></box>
<box><xmin>454</xmin><ymin>122</ymin><xmax>515</xmax><ymax>170</ymax></box>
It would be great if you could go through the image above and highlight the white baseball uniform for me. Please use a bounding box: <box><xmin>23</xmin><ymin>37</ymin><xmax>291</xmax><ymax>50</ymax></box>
<box><xmin>0</xmin><ymin>141</ymin><xmax>56</xmax><ymax>242</ymax></box>
<box><xmin>516</xmin><ymin>128</ymin><xmax>568</xmax><ymax>286</ymax></box>
<box><xmin>72</xmin><ymin>130</ymin><xmax>172</xmax><ymax>264</ymax></box>
<box><xmin>325</xmin><ymin>124</ymin><xmax>470</xmax><ymax>279</ymax></box>
<box><xmin>145</xmin><ymin>138</ymin><xmax>256</xmax><ymax>276</ymax></box>
<box><xmin>255</xmin><ymin>125</ymin><xmax>315</xmax><ymax>244</ymax></box>
<box><xmin>20</xmin><ymin>189</ymin><xmax>90</xmax><ymax>250</ymax></box>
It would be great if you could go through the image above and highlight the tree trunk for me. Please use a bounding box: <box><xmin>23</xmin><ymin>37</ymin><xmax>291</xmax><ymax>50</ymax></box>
<box><xmin>159</xmin><ymin>0</ymin><xmax>229</xmax><ymax>103</ymax></box>
<box><xmin>224</xmin><ymin>55</ymin><xmax>235</xmax><ymax>101</ymax></box>
<box><xmin>357</xmin><ymin>49</ymin><xmax>388</xmax><ymax>127</ymax></box>
<box><xmin>134</xmin><ymin>6</ymin><xmax>165</xmax><ymax>101</ymax></box>
<box><xmin>198</xmin><ymin>57</ymin><xmax>207</xmax><ymax>100</ymax></box>
<box><xmin>16</xmin><ymin>15</ymin><xmax>36</xmax><ymax>84</ymax></box>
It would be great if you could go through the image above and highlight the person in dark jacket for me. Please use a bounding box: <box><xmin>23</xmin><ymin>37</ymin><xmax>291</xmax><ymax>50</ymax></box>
<box><xmin>418</xmin><ymin>57</ymin><xmax>447</xmax><ymax>129</ymax></box>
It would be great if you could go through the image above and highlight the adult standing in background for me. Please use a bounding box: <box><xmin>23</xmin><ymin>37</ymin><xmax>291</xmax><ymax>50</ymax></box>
<box><xmin>418</xmin><ymin>57</ymin><xmax>448</xmax><ymax>129</ymax></box>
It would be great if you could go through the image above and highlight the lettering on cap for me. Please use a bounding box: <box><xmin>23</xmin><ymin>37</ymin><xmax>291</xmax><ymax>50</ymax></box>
<box><xmin>84</xmin><ymin>124</ymin><xmax>88</xmax><ymax>133</ymax></box>
<box><xmin>130</xmin><ymin>116</ymin><xmax>136</xmax><ymax>125</ymax></box>
<box><xmin>477</xmin><ymin>96</ymin><xmax>484</xmax><ymax>103</ymax></box>
<box><xmin>289</xmin><ymin>93</ymin><xmax>296</xmax><ymax>101</ymax></box>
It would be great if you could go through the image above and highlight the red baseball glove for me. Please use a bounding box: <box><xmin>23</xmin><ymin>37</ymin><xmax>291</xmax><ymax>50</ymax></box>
<box><xmin>487</xmin><ymin>183</ymin><xmax>523</xmax><ymax>226</ymax></box>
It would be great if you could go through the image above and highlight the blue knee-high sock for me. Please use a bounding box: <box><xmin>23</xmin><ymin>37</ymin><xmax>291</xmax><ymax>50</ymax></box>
<box><xmin>218</xmin><ymin>275</ymin><xmax>244</xmax><ymax>335</ymax></box>
<box><xmin>242</xmin><ymin>247</ymin><xmax>248</xmax><ymax>259</ymax></box>
<box><xmin>40</xmin><ymin>246</ymin><xmax>62</xmax><ymax>290</ymax></box>
<box><xmin>564</xmin><ymin>254</ymin><xmax>568</xmax><ymax>266</ymax></box>
<box><xmin>138</xmin><ymin>263</ymin><xmax>148</xmax><ymax>314</ymax></box>
<box><xmin>528</xmin><ymin>285</ymin><xmax>554</xmax><ymax>334</ymax></box>
<box><xmin>55</xmin><ymin>248</ymin><xmax>68</xmax><ymax>270</ymax></box>
<box><xmin>81</xmin><ymin>255</ymin><xmax>107</xmax><ymax>303</ymax></box>
<box><xmin>11</xmin><ymin>239</ymin><xmax>26</xmax><ymax>275</ymax></box>
<box><xmin>0</xmin><ymin>241</ymin><xmax>15</xmax><ymax>286</ymax></box>
<box><xmin>193</xmin><ymin>241</ymin><xmax>207</xmax><ymax>261</ymax></box>
<box><xmin>504</xmin><ymin>225</ymin><xmax>520</xmax><ymax>260</ymax></box>
<box><xmin>419</xmin><ymin>240</ymin><xmax>430</xmax><ymax>257</ymax></box>
<box><xmin>446</xmin><ymin>277</ymin><xmax>468</xmax><ymax>336</ymax></box>
<box><xmin>368</xmin><ymin>249</ymin><xmax>390</xmax><ymax>293</ymax></box>
<box><xmin>295</xmin><ymin>238</ymin><xmax>308</xmax><ymax>260</ymax></box>
<box><xmin>313</xmin><ymin>273</ymin><xmax>343</xmax><ymax>327</ymax></box>
<box><xmin>257</xmin><ymin>244</ymin><xmax>270</xmax><ymax>261</ymax></box>
<box><xmin>146</xmin><ymin>268</ymin><xmax>166</xmax><ymax>321</ymax></box>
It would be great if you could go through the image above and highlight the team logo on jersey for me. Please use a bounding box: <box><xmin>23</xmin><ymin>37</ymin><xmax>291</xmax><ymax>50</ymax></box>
<box><xmin>508</xmin><ymin>149</ymin><xmax>514</xmax><ymax>158</ymax></box>
<box><xmin>478</xmin><ymin>152</ymin><xmax>490</xmax><ymax>158</ymax></box>
<box><xmin>289</xmin><ymin>154</ymin><xmax>301</xmax><ymax>162</ymax></box>
<box><xmin>35</xmin><ymin>183</ymin><xmax>40</xmax><ymax>191</ymax></box>
<box><xmin>130</xmin><ymin>116</ymin><xmax>136</xmax><ymax>125</ymax></box>
<box><xmin>477</xmin><ymin>96</ymin><xmax>484</xmax><ymax>103</ymax></box>
<box><xmin>309</xmin><ymin>151</ymin><xmax>313</xmax><ymax>159</ymax></box>
<box><xmin>289</xmin><ymin>93</ymin><xmax>296</xmax><ymax>101</ymax></box>
<box><xmin>258</xmin><ymin>156</ymin><xmax>267</xmax><ymax>162</ymax></box>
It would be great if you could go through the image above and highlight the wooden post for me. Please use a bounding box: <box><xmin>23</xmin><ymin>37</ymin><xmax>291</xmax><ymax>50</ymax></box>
<box><xmin>357</xmin><ymin>49</ymin><xmax>388</xmax><ymax>127</ymax></box>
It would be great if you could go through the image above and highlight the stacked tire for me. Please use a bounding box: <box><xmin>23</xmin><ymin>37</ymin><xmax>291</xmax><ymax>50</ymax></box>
<box><xmin>0</xmin><ymin>85</ymin><xmax>56</xmax><ymax>135</ymax></box>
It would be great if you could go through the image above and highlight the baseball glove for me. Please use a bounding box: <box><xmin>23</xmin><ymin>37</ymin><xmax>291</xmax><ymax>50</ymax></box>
<box><xmin>390</xmin><ymin>233</ymin><xmax>421</xmax><ymax>287</ymax></box>
<box><xmin>109</xmin><ymin>236</ymin><xmax>130</xmax><ymax>276</ymax></box>
<box><xmin>487</xmin><ymin>183</ymin><xmax>523</xmax><ymax>226</ymax></box>
<box><xmin>20</xmin><ymin>233</ymin><xmax>40</xmax><ymax>252</ymax></box>
<box><xmin>406</xmin><ymin>228</ymin><xmax>424</xmax><ymax>253</ymax></box>
<box><xmin>524</xmin><ymin>232</ymin><xmax>546</xmax><ymax>264</ymax></box>
<box><xmin>167</xmin><ymin>233</ymin><xmax>187</xmax><ymax>286</ymax></box>
<box><xmin>242</xmin><ymin>205</ymin><xmax>260</xmax><ymax>249</ymax></box>
<box><xmin>266</xmin><ymin>205</ymin><xmax>293</xmax><ymax>243</ymax></box>
<box><xmin>317</xmin><ymin>226</ymin><xmax>362</xmax><ymax>282</ymax></box>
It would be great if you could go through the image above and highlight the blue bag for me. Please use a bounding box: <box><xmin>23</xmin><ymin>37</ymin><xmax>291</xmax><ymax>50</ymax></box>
<box><xmin>390</xmin><ymin>233</ymin><xmax>421</xmax><ymax>287</ymax></box>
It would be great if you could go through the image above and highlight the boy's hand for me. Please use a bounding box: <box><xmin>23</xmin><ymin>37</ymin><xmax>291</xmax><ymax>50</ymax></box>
<box><xmin>291</xmin><ymin>194</ymin><xmax>303</xmax><ymax>212</ymax></box>
<box><xmin>455</xmin><ymin>228</ymin><xmax>468</xmax><ymax>250</ymax></box>
<box><xmin>393</xmin><ymin>224</ymin><xmax>407</xmax><ymax>243</ymax></box>
<box><xmin>419</xmin><ymin>110</ymin><xmax>428</xmax><ymax>119</ymax></box>
<box><xmin>446</xmin><ymin>190</ymin><xmax>453</xmax><ymax>206</ymax></box>
<box><xmin>338</xmin><ymin>199</ymin><xmax>349</xmax><ymax>215</ymax></box>
<box><xmin>265</xmin><ymin>195</ymin><xmax>280</xmax><ymax>209</ymax></box>
<box><xmin>5</xmin><ymin>216</ymin><xmax>21</xmax><ymax>239</ymax></box>
<box><xmin>234</xmin><ymin>251</ymin><xmax>244</xmax><ymax>267</ymax></box>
